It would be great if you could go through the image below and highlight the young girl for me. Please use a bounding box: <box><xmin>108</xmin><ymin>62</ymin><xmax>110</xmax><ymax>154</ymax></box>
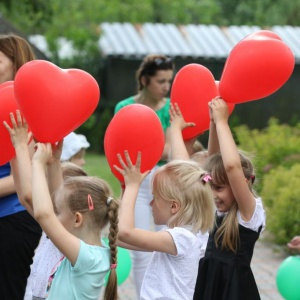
<box><xmin>114</xmin><ymin>151</ymin><xmax>215</xmax><ymax>300</ymax></box>
<box><xmin>4</xmin><ymin>111</ymin><xmax>119</xmax><ymax>300</ymax></box>
<box><xmin>31</xmin><ymin>143</ymin><xmax>119</xmax><ymax>300</ymax></box>
<box><xmin>193</xmin><ymin>97</ymin><xmax>266</xmax><ymax>300</ymax></box>
<box><xmin>114</xmin><ymin>54</ymin><xmax>175</xmax><ymax>298</ymax></box>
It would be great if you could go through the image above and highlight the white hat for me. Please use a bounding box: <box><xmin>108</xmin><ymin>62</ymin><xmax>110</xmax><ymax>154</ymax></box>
<box><xmin>61</xmin><ymin>132</ymin><xmax>90</xmax><ymax>162</ymax></box>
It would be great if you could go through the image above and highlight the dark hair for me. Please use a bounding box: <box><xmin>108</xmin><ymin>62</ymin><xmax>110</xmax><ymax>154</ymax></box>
<box><xmin>136</xmin><ymin>54</ymin><xmax>174</xmax><ymax>91</ymax></box>
<box><xmin>0</xmin><ymin>33</ymin><xmax>35</xmax><ymax>77</ymax></box>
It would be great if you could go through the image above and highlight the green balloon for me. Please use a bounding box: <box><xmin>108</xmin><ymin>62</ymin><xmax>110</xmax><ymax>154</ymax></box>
<box><xmin>276</xmin><ymin>256</ymin><xmax>300</xmax><ymax>300</ymax></box>
<box><xmin>102</xmin><ymin>237</ymin><xmax>132</xmax><ymax>286</ymax></box>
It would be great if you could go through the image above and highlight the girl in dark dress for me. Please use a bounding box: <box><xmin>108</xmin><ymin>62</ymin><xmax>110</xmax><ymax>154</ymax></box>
<box><xmin>193</xmin><ymin>97</ymin><xmax>266</xmax><ymax>300</ymax></box>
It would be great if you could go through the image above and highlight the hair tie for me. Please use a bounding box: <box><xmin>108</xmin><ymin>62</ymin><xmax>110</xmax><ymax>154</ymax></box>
<box><xmin>110</xmin><ymin>263</ymin><xmax>117</xmax><ymax>269</ymax></box>
<box><xmin>250</xmin><ymin>175</ymin><xmax>255</xmax><ymax>183</ymax></box>
<box><xmin>106</xmin><ymin>197</ymin><xmax>113</xmax><ymax>206</ymax></box>
<box><xmin>87</xmin><ymin>194</ymin><xmax>94</xmax><ymax>211</ymax></box>
<box><xmin>201</xmin><ymin>174</ymin><xmax>212</xmax><ymax>183</ymax></box>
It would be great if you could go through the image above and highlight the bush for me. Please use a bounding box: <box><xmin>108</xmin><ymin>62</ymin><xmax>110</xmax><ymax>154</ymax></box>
<box><xmin>261</xmin><ymin>164</ymin><xmax>300</xmax><ymax>245</ymax></box>
<box><xmin>234</xmin><ymin>118</ymin><xmax>300</xmax><ymax>192</ymax></box>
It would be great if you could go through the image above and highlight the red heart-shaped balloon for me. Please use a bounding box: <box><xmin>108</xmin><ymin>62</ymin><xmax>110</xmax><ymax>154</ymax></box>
<box><xmin>171</xmin><ymin>64</ymin><xmax>218</xmax><ymax>140</ymax></box>
<box><xmin>0</xmin><ymin>81</ymin><xmax>19</xmax><ymax>165</ymax></box>
<box><xmin>14</xmin><ymin>60</ymin><xmax>100</xmax><ymax>143</ymax></box>
<box><xmin>104</xmin><ymin>104</ymin><xmax>165</xmax><ymax>183</ymax></box>
<box><xmin>219</xmin><ymin>30</ymin><xmax>295</xmax><ymax>104</ymax></box>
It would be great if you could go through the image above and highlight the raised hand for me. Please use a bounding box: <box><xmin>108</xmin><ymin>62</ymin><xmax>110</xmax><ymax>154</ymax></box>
<box><xmin>113</xmin><ymin>151</ymin><xmax>150</xmax><ymax>188</ymax></box>
<box><xmin>32</xmin><ymin>143</ymin><xmax>52</xmax><ymax>166</ymax></box>
<box><xmin>3</xmin><ymin>110</ymin><xmax>32</xmax><ymax>149</ymax></box>
<box><xmin>209</xmin><ymin>97</ymin><xmax>229</xmax><ymax>125</ymax></box>
<box><xmin>170</xmin><ymin>102</ymin><xmax>195</xmax><ymax>131</ymax></box>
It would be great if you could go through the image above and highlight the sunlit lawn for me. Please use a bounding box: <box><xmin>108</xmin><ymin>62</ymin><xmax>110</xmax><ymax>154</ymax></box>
<box><xmin>84</xmin><ymin>152</ymin><xmax>121</xmax><ymax>198</ymax></box>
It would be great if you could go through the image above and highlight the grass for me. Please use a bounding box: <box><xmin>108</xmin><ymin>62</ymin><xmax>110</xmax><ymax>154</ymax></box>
<box><xmin>84</xmin><ymin>152</ymin><xmax>121</xmax><ymax>198</ymax></box>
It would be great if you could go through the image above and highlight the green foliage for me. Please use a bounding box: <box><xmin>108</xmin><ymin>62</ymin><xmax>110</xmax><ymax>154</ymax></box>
<box><xmin>84</xmin><ymin>153</ymin><xmax>121</xmax><ymax>198</ymax></box>
<box><xmin>261</xmin><ymin>164</ymin><xmax>300</xmax><ymax>245</ymax></box>
<box><xmin>233</xmin><ymin>119</ymin><xmax>300</xmax><ymax>245</ymax></box>
<box><xmin>76</xmin><ymin>107</ymin><xmax>114</xmax><ymax>153</ymax></box>
<box><xmin>234</xmin><ymin>118</ymin><xmax>300</xmax><ymax>192</ymax></box>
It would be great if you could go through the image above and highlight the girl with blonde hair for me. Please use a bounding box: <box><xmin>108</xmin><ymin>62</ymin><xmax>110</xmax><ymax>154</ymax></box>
<box><xmin>114</xmin><ymin>151</ymin><xmax>215</xmax><ymax>299</ymax></box>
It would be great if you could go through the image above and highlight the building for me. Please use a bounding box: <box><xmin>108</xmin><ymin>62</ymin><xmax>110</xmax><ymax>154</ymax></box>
<box><xmin>98</xmin><ymin>22</ymin><xmax>300</xmax><ymax>129</ymax></box>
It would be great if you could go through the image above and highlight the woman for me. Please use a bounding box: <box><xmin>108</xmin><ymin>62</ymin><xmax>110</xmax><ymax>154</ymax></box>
<box><xmin>0</xmin><ymin>33</ymin><xmax>42</xmax><ymax>300</ymax></box>
<box><xmin>114</xmin><ymin>54</ymin><xmax>175</xmax><ymax>298</ymax></box>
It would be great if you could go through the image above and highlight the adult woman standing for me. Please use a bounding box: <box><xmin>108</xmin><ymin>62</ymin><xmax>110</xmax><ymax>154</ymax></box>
<box><xmin>114</xmin><ymin>54</ymin><xmax>175</xmax><ymax>298</ymax></box>
<box><xmin>0</xmin><ymin>33</ymin><xmax>42</xmax><ymax>300</ymax></box>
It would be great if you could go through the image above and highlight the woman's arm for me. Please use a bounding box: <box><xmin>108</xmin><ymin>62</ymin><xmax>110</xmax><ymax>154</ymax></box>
<box><xmin>114</xmin><ymin>151</ymin><xmax>177</xmax><ymax>255</ymax></box>
<box><xmin>0</xmin><ymin>174</ymin><xmax>15</xmax><ymax>197</ymax></box>
<box><xmin>211</xmin><ymin>98</ymin><xmax>256</xmax><ymax>220</ymax></box>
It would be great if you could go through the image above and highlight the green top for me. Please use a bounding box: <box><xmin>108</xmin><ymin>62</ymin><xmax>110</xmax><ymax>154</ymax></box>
<box><xmin>114</xmin><ymin>96</ymin><xmax>171</xmax><ymax>166</ymax></box>
<box><xmin>114</xmin><ymin>96</ymin><xmax>170</xmax><ymax>132</ymax></box>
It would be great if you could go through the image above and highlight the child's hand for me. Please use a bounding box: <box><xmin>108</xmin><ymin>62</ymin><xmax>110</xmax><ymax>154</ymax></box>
<box><xmin>287</xmin><ymin>236</ymin><xmax>300</xmax><ymax>250</ymax></box>
<box><xmin>3</xmin><ymin>110</ymin><xmax>32</xmax><ymax>149</ymax></box>
<box><xmin>170</xmin><ymin>103</ymin><xmax>195</xmax><ymax>130</ymax></box>
<box><xmin>113</xmin><ymin>151</ymin><xmax>150</xmax><ymax>188</ymax></box>
<box><xmin>32</xmin><ymin>143</ymin><xmax>52</xmax><ymax>166</ymax></box>
<box><xmin>209</xmin><ymin>97</ymin><xmax>229</xmax><ymax>124</ymax></box>
<box><xmin>47</xmin><ymin>140</ymin><xmax>64</xmax><ymax>165</ymax></box>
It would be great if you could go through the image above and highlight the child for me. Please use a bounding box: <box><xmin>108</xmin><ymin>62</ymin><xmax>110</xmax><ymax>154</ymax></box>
<box><xmin>193</xmin><ymin>97</ymin><xmax>266</xmax><ymax>300</ymax></box>
<box><xmin>169</xmin><ymin>102</ymin><xmax>208</xmax><ymax>166</ymax></box>
<box><xmin>114</xmin><ymin>151</ymin><xmax>215</xmax><ymax>299</ymax></box>
<box><xmin>25</xmin><ymin>162</ymin><xmax>88</xmax><ymax>300</ymax></box>
<box><xmin>61</xmin><ymin>131</ymin><xmax>90</xmax><ymax>167</ymax></box>
<box><xmin>4</xmin><ymin>111</ymin><xmax>119</xmax><ymax>300</ymax></box>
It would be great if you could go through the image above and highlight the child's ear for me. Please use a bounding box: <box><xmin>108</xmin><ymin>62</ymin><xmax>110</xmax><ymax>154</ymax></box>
<box><xmin>74</xmin><ymin>212</ymin><xmax>83</xmax><ymax>227</ymax></box>
<box><xmin>170</xmin><ymin>200</ymin><xmax>181</xmax><ymax>215</ymax></box>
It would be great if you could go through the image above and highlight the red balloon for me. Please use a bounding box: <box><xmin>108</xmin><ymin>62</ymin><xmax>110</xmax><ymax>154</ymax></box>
<box><xmin>14</xmin><ymin>60</ymin><xmax>100</xmax><ymax>143</ymax></box>
<box><xmin>171</xmin><ymin>64</ymin><xmax>218</xmax><ymax>140</ymax></box>
<box><xmin>104</xmin><ymin>104</ymin><xmax>165</xmax><ymax>183</ymax></box>
<box><xmin>219</xmin><ymin>30</ymin><xmax>295</xmax><ymax>104</ymax></box>
<box><xmin>0</xmin><ymin>81</ymin><xmax>19</xmax><ymax>165</ymax></box>
<box><xmin>215</xmin><ymin>80</ymin><xmax>235</xmax><ymax>115</ymax></box>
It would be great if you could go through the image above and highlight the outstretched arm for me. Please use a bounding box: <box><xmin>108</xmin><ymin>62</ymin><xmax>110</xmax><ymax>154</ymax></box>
<box><xmin>207</xmin><ymin>98</ymin><xmax>220</xmax><ymax>156</ymax></box>
<box><xmin>46</xmin><ymin>140</ymin><xmax>64</xmax><ymax>197</ymax></box>
<box><xmin>4</xmin><ymin>110</ymin><xmax>34</xmax><ymax>215</ymax></box>
<box><xmin>211</xmin><ymin>98</ymin><xmax>256</xmax><ymax>220</ymax></box>
<box><xmin>169</xmin><ymin>103</ymin><xmax>195</xmax><ymax>160</ymax></box>
<box><xmin>114</xmin><ymin>151</ymin><xmax>177</xmax><ymax>255</ymax></box>
<box><xmin>32</xmin><ymin>143</ymin><xmax>81</xmax><ymax>266</ymax></box>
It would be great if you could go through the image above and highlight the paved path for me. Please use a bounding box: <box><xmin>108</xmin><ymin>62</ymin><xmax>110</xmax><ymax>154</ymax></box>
<box><xmin>115</xmin><ymin>235</ymin><xmax>287</xmax><ymax>300</ymax></box>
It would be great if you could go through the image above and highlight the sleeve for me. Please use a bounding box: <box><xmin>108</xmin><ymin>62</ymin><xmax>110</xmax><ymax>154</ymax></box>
<box><xmin>72</xmin><ymin>241</ymin><xmax>104</xmax><ymax>273</ymax></box>
<box><xmin>165</xmin><ymin>227</ymin><xmax>199</xmax><ymax>258</ymax></box>
<box><xmin>237</xmin><ymin>197</ymin><xmax>266</xmax><ymax>232</ymax></box>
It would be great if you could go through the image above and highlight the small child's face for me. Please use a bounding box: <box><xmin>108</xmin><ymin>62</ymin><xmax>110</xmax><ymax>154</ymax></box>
<box><xmin>54</xmin><ymin>190</ymin><xmax>75</xmax><ymax>233</ymax></box>
<box><xmin>210</xmin><ymin>182</ymin><xmax>235</xmax><ymax>212</ymax></box>
<box><xmin>150</xmin><ymin>193</ymin><xmax>172</xmax><ymax>225</ymax></box>
<box><xmin>70</xmin><ymin>149</ymin><xmax>86</xmax><ymax>167</ymax></box>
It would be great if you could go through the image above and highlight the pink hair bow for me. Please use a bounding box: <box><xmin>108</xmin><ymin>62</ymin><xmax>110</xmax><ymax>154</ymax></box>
<box><xmin>202</xmin><ymin>174</ymin><xmax>212</xmax><ymax>183</ymax></box>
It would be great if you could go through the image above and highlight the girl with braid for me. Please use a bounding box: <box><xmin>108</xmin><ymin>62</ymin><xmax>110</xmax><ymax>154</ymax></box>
<box><xmin>4</xmin><ymin>111</ymin><xmax>119</xmax><ymax>300</ymax></box>
<box><xmin>30</xmin><ymin>142</ymin><xmax>119</xmax><ymax>300</ymax></box>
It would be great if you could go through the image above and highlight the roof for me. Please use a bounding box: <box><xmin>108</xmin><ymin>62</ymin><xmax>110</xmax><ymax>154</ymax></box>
<box><xmin>99</xmin><ymin>22</ymin><xmax>300</xmax><ymax>62</ymax></box>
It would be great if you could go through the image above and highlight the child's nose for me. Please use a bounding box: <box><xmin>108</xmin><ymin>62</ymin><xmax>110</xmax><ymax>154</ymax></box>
<box><xmin>150</xmin><ymin>199</ymin><xmax>154</xmax><ymax>207</ymax></box>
